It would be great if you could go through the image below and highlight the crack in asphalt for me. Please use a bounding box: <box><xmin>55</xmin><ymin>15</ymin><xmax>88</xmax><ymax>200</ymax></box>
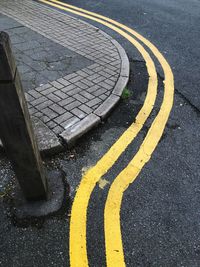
<box><xmin>156</xmin><ymin>71</ymin><xmax>200</xmax><ymax>115</ymax></box>
<box><xmin>175</xmin><ymin>88</ymin><xmax>200</xmax><ymax>115</ymax></box>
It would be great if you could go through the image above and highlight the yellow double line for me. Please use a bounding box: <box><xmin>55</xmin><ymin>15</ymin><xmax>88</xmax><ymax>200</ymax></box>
<box><xmin>38</xmin><ymin>0</ymin><xmax>174</xmax><ymax>266</ymax></box>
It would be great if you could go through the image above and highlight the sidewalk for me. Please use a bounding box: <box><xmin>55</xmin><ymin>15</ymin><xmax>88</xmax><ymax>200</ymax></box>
<box><xmin>0</xmin><ymin>0</ymin><xmax>129</xmax><ymax>154</ymax></box>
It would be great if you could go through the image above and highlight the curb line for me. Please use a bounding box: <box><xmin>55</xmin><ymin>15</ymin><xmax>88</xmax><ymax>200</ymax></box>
<box><xmin>59</xmin><ymin>34</ymin><xmax>129</xmax><ymax>148</ymax></box>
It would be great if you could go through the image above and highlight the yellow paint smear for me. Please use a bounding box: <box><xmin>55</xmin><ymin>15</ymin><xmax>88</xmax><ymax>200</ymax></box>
<box><xmin>98</xmin><ymin>178</ymin><xmax>110</xmax><ymax>190</ymax></box>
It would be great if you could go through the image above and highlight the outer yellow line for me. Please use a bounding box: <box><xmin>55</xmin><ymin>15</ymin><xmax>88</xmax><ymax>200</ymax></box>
<box><xmin>38</xmin><ymin>0</ymin><xmax>158</xmax><ymax>266</ymax></box>
<box><xmin>105</xmin><ymin>61</ymin><xmax>173</xmax><ymax>266</ymax></box>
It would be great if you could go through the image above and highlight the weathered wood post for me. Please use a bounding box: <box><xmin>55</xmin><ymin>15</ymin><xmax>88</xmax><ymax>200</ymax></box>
<box><xmin>0</xmin><ymin>31</ymin><xmax>48</xmax><ymax>201</ymax></box>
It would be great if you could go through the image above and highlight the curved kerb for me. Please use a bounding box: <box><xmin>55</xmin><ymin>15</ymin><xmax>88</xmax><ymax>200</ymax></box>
<box><xmin>60</xmin><ymin>34</ymin><xmax>129</xmax><ymax>148</ymax></box>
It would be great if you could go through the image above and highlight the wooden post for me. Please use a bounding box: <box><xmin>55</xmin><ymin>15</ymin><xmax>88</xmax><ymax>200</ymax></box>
<box><xmin>0</xmin><ymin>31</ymin><xmax>48</xmax><ymax>201</ymax></box>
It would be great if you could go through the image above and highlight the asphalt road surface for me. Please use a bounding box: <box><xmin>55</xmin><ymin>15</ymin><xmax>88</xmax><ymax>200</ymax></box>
<box><xmin>0</xmin><ymin>0</ymin><xmax>200</xmax><ymax>266</ymax></box>
<box><xmin>62</xmin><ymin>0</ymin><xmax>200</xmax><ymax>109</ymax></box>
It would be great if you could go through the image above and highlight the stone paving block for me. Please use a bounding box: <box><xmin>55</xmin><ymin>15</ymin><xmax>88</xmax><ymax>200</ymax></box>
<box><xmin>98</xmin><ymin>57</ymin><xmax>112</xmax><ymax>64</ymax></box>
<box><xmin>36</xmin><ymin>83</ymin><xmax>51</xmax><ymax>92</ymax></box>
<box><xmin>42</xmin><ymin>107</ymin><xmax>58</xmax><ymax>119</ymax></box>
<box><xmin>53</xmin><ymin>112</ymin><xmax>73</xmax><ymax>124</ymax></box>
<box><xmin>40</xmin><ymin>87</ymin><xmax>56</xmax><ymax>95</ymax></box>
<box><xmin>46</xmin><ymin>120</ymin><xmax>57</xmax><ymax>129</ymax></box>
<box><xmin>54</xmin><ymin>90</ymin><xmax>67</xmax><ymax>99</ymax></box>
<box><xmin>69</xmin><ymin>75</ymin><xmax>83</xmax><ymax>83</ymax></box>
<box><xmin>59</xmin><ymin>97</ymin><xmax>75</xmax><ymax>107</ymax></box>
<box><xmin>76</xmin><ymin>70</ymin><xmax>89</xmax><ymax>77</ymax></box>
<box><xmin>35</xmin><ymin>100</ymin><xmax>53</xmax><ymax>111</ymax></box>
<box><xmin>82</xmin><ymin>68</ymin><xmax>94</xmax><ymax>76</ymax></box>
<box><xmin>99</xmin><ymin>94</ymin><xmax>108</xmax><ymax>101</ymax></box>
<box><xmin>73</xmin><ymin>94</ymin><xmax>88</xmax><ymax>103</ymax></box>
<box><xmin>104</xmin><ymin>79</ymin><xmax>116</xmax><ymax>87</ymax></box>
<box><xmin>57</xmin><ymin>78</ymin><xmax>71</xmax><ymax>86</ymax></box>
<box><xmin>28</xmin><ymin>90</ymin><xmax>42</xmax><ymax>99</ymax></box>
<box><xmin>92</xmin><ymin>104</ymin><xmax>99</xmax><ymax>109</ymax></box>
<box><xmin>80</xmin><ymin>91</ymin><xmax>95</xmax><ymax>100</ymax></box>
<box><xmin>106</xmin><ymin>64</ymin><xmax>118</xmax><ymax>72</ymax></box>
<box><xmin>28</xmin><ymin>107</ymin><xmax>37</xmax><ymax>114</ymax></box>
<box><xmin>93</xmin><ymin>88</ymin><xmax>107</xmax><ymax>97</ymax></box>
<box><xmin>53</xmin><ymin>125</ymin><xmax>65</xmax><ymax>135</ymax></box>
<box><xmin>31</xmin><ymin>96</ymin><xmax>47</xmax><ymax>106</ymax></box>
<box><xmin>87</xmin><ymin>63</ymin><xmax>99</xmax><ymax>69</ymax></box>
<box><xmin>109</xmin><ymin>75</ymin><xmax>119</xmax><ymax>82</ymax></box>
<box><xmin>67</xmin><ymin>87</ymin><xmax>82</xmax><ymax>96</ymax></box>
<box><xmin>61</xmin><ymin>84</ymin><xmax>76</xmax><ymax>93</ymax></box>
<box><xmin>50</xmin><ymin>103</ymin><xmax>66</xmax><ymax>115</ymax></box>
<box><xmin>99</xmin><ymin>81</ymin><xmax>113</xmax><ymax>90</ymax></box>
<box><xmin>86</xmin><ymin>98</ymin><xmax>102</xmax><ymax>107</ymax></box>
<box><xmin>42</xmin><ymin>116</ymin><xmax>51</xmax><ymax>123</ymax></box>
<box><xmin>34</xmin><ymin>111</ymin><xmax>43</xmax><ymax>118</ymax></box>
<box><xmin>79</xmin><ymin>104</ymin><xmax>93</xmax><ymax>114</ymax></box>
<box><xmin>74</xmin><ymin>81</ymin><xmax>88</xmax><ymax>90</ymax></box>
<box><xmin>71</xmin><ymin>108</ymin><xmax>86</xmax><ymax>119</ymax></box>
<box><xmin>93</xmin><ymin>65</ymin><xmax>104</xmax><ymax>73</ymax></box>
<box><xmin>50</xmin><ymin>81</ymin><xmax>64</xmax><ymax>89</ymax></box>
<box><xmin>102</xmin><ymin>68</ymin><xmax>116</xmax><ymax>76</ymax></box>
<box><xmin>25</xmin><ymin>93</ymin><xmax>34</xmax><ymax>102</ymax></box>
<box><xmin>87</xmin><ymin>84</ymin><xmax>100</xmax><ymax>94</ymax></box>
<box><xmin>65</xmin><ymin>100</ymin><xmax>81</xmax><ymax>111</ymax></box>
<box><xmin>47</xmin><ymin>93</ymin><xmax>62</xmax><ymax>103</ymax></box>
<box><xmin>27</xmin><ymin>101</ymin><xmax>33</xmax><ymax>108</ymax></box>
<box><xmin>87</xmin><ymin>73</ymin><xmax>101</xmax><ymax>81</ymax></box>
<box><xmin>98</xmin><ymin>70</ymin><xmax>112</xmax><ymax>79</ymax></box>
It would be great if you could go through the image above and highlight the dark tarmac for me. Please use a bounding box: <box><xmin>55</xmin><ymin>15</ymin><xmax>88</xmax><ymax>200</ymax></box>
<box><xmin>0</xmin><ymin>0</ymin><xmax>200</xmax><ymax>266</ymax></box>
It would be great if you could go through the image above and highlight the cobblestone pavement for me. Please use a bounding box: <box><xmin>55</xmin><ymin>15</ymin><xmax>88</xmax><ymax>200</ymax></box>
<box><xmin>0</xmin><ymin>0</ymin><xmax>129</xmax><ymax>149</ymax></box>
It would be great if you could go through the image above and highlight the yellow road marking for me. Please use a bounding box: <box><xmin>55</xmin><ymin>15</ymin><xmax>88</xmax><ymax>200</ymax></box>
<box><xmin>48</xmin><ymin>3</ymin><xmax>174</xmax><ymax>265</ymax></box>
<box><xmin>38</xmin><ymin>1</ymin><xmax>160</xmax><ymax>266</ymax></box>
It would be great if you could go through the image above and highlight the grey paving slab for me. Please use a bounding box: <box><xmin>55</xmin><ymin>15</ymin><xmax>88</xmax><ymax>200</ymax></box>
<box><xmin>0</xmin><ymin>0</ymin><xmax>129</xmax><ymax>150</ymax></box>
<box><xmin>0</xmin><ymin>14</ymin><xmax>93</xmax><ymax>91</ymax></box>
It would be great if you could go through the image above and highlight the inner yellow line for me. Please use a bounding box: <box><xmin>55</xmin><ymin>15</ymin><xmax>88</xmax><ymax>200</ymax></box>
<box><xmin>38</xmin><ymin>1</ymin><xmax>158</xmax><ymax>266</ymax></box>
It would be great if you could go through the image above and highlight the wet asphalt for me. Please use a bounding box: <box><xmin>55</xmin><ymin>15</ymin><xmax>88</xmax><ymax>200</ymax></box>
<box><xmin>0</xmin><ymin>0</ymin><xmax>200</xmax><ymax>266</ymax></box>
